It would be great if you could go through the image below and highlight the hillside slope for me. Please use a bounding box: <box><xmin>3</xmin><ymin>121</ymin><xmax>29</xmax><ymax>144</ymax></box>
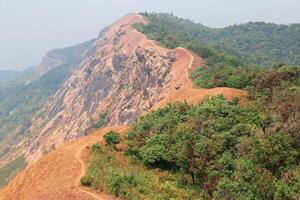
<box><xmin>0</xmin><ymin>40</ymin><xmax>94</xmax><ymax>170</ymax></box>
<box><xmin>0</xmin><ymin>13</ymin><xmax>249</xmax><ymax>199</ymax></box>
<box><xmin>20</xmin><ymin>14</ymin><xmax>174</xmax><ymax>162</ymax></box>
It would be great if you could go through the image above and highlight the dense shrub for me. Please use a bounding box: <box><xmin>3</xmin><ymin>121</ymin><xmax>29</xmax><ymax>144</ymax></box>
<box><xmin>91</xmin><ymin>142</ymin><xmax>103</xmax><ymax>153</ymax></box>
<box><xmin>84</xmin><ymin>91</ymin><xmax>299</xmax><ymax>199</ymax></box>
<box><xmin>103</xmin><ymin>131</ymin><xmax>121</xmax><ymax>149</ymax></box>
<box><xmin>107</xmin><ymin>172</ymin><xmax>136</xmax><ymax>197</ymax></box>
<box><xmin>80</xmin><ymin>175</ymin><xmax>93</xmax><ymax>186</ymax></box>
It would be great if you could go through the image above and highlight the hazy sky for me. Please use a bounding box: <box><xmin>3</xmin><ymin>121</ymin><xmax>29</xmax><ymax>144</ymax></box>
<box><xmin>0</xmin><ymin>0</ymin><xmax>299</xmax><ymax>71</ymax></box>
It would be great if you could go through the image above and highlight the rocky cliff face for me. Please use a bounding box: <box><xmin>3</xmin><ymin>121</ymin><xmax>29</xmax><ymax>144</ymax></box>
<box><xmin>22</xmin><ymin>14</ymin><xmax>177</xmax><ymax>161</ymax></box>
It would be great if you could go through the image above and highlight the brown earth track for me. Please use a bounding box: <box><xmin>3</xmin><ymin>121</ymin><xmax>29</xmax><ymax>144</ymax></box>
<box><xmin>0</xmin><ymin>14</ymin><xmax>248</xmax><ymax>200</ymax></box>
<box><xmin>153</xmin><ymin>47</ymin><xmax>247</xmax><ymax>110</ymax></box>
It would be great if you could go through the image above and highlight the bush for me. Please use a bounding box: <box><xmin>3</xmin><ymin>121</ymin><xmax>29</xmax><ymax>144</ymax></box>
<box><xmin>81</xmin><ymin>175</ymin><xmax>93</xmax><ymax>186</ymax></box>
<box><xmin>103</xmin><ymin>131</ymin><xmax>121</xmax><ymax>149</ymax></box>
<box><xmin>81</xmin><ymin>142</ymin><xmax>204</xmax><ymax>199</ymax></box>
<box><xmin>107</xmin><ymin>171</ymin><xmax>136</xmax><ymax>197</ymax></box>
<box><xmin>91</xmin><ymin>142</ymin><xmax>103</xmax><ymax>153</ymax></box>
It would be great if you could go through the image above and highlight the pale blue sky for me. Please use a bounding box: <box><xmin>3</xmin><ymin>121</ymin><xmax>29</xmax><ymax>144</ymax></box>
<box><xmin>0</xmin><ymin>0</ymin><xmax>299</xmax><ymax>70</ymax></box>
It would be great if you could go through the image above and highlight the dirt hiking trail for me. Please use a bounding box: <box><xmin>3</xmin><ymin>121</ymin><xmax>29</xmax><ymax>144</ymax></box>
<box><xmin>153</xmin><ymin>47</ymin><xmax>247</xmax><ymax>110</ymax></box>
<box><xmin>0</xmin><ymin>127</ymin><xmax>129</xmax><ymax>200</ymax></box>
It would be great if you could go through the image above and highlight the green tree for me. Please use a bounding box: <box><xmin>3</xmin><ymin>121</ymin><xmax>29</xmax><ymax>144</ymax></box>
<box><xmin>251</xmin><ymin>133</ymin><xmax>298</xmax><ymax>175</ymax></box>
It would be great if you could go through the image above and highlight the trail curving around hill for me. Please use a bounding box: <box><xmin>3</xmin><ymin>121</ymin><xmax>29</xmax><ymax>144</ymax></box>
<box><xmin>175</xmin><ymin>47</ymin><xmax>195</xmax><ymax>88</ymax></box>
<box><xmin>0</xmin><ymin>127</ymin><xmax>128</xmax><ymax>200</ymax></box>
<box><xmin>74</xmin><ymin>126</ymin><xmax>129</xmax><ymax>200</ymax></box>
<box><xmin>153</xmin><ymin>47</ymin><xmax>247</xmax><ymax>110</ymax></box>
<box><xmin>75</xmin><ymin>146</ymin><xmax>104</xmax><ymax>200</ymax></box>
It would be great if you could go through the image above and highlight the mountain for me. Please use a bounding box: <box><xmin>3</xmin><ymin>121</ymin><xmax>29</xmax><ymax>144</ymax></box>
<box><xmin>0</xmin><ymin>13</ymin><xmax>299</xmax><ymax>199</ymax></box>
<box><xmin>0</xmin><ymin>14</ymin><xmax>248</xmax><ymax>199</ymax></box>
<box><xmin>1</xmin><ymin>13</ymin><xmax>299</xmax><ymax>165</ymax></box>
<box><xmin>0</xmin><ymin>13</ymin><xmax>245</xmax><ymax>177</ymax></box>
<box><xmin>7</xmin><ymin>39</ymin><xmax>95</xmax><ymax>86</ymax></box>
<box><xmin>22</xmin><ymin>14</ymin><xmax>248</xmax><ymax>163</ymax></box>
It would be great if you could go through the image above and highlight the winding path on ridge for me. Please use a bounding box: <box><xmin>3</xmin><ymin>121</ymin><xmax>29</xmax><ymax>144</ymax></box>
<box><xmin>153</xmin><ymin>47</ymin><xmax>247</xmax><ymax>110</ymax></box>
<box><xmin>75</xmin><ymin>145</ymin><xmax>105</xmax><ymax>200</ymax></box>
<box><xmin>176</xmin><ymin>47</ymin><xmax>195</xmax><ymax>88</ymax></box>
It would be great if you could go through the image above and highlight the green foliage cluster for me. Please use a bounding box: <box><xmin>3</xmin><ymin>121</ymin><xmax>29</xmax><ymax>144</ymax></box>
<box><xmin>135</xmin><ymin>12</ymin><xmax>300</xmax><ymax>66</ymax></box>
<box><xmin>84</xmin><ymin>62</ymin><xmax>299</xmax><ymax>199</ymax></box>
<box><xmin>134</xmin><ymin>13</ymin><xmax>300</xmax><ymax>91</ymax></box>
<box><xmin>193</xmin><ymin>64</ymin><xmax>299</xmax><ymax>90</ymax></box>
<box><xmin>103</xmin><ymin>131</ymin><xmax>121</xmax><ymax>149</ymax></box>
<box><xmin>127</xmin><ymin>95</ymin><xmax>299</xmax><ymax>199</ymax></box>
<box><xmin>81</xmin><ymin>143</ymin><xmax>202</xmax><ymax>200</ymax></box>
